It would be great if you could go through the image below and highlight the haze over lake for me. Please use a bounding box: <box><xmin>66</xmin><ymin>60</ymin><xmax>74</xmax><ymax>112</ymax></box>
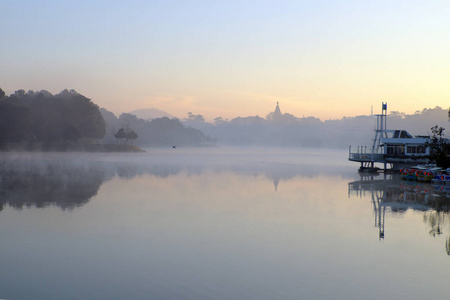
<box><xmin>0</xmin><ymin>148</ymin><xmax>449</xmax><ymax>300</ymax></box>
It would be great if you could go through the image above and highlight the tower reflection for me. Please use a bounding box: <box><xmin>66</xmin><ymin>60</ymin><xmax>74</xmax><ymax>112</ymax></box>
<box><xmin>348</xmin><ymin>174</ymin><xmax>450</xmax><ymax>254</ymax></box>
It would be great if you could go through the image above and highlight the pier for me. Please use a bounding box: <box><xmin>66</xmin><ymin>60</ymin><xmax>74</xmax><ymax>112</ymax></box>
<box><xmin>348</xmin><ymin>146</ymin><xmax>387</xmax><ymax>172</ymax></box>
<box><xmin>349</xmin><ymin>102</ymin><xmax>430</xmax><ymax>172</ymax></box>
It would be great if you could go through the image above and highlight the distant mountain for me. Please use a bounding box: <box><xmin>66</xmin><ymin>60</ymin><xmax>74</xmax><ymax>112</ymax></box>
<box><xmin>129</xmin><ymin>108</ymin><xmax>174</xmax><ymax>120</ymax></box>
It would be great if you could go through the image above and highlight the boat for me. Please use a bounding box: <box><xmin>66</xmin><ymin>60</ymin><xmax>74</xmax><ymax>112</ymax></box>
<box><xmin>400</xmin><ymin>165</ymin><xmax>441</xmax><ymax>182</ymax></box>
<box><xmin>431</xmin><ymin>174</ymin><xmax>450</xmax><ymax>185</ymax></box>
<box><xmin>431</xmin><ymin>168</ymin><xmax>450</xmax><ymax>185</ymax></box>
<box><xmin>358</xmin><ymin>166</ymin><xmax>381</xmax><ymax>173</ymax></box>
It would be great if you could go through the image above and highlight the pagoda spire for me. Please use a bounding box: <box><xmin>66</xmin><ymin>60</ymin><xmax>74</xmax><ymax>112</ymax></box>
<box><xmin>273</xmin><ymin>101</ymin><xmax>282</xmax><ymax>120</ymax></box>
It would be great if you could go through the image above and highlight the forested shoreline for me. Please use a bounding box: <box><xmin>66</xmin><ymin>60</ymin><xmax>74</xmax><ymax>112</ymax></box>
<box><xmin>182</xmin><ymin>105</ymin><xmax>450</xmax><ymax>148</ymax></box>
<box><xmin>1</xmin><ymin>87</ymin><xmax>448</xmax><ymax>151</ymax></box>
<box><xmin>0</xmin><ymin>88</ymin><xmax>110</xmax><ymax>151</ymax></box>
<box><xmin>0</xmin><ymin>88</ymin><xmax>214</xmax><ymax>151</ymax></box>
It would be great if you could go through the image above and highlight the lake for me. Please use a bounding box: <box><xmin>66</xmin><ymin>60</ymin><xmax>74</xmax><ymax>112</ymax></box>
<box><xmin>0</xmin><ymin>147</ymin><xmax>449</xmax><ymax>300</ymax></box>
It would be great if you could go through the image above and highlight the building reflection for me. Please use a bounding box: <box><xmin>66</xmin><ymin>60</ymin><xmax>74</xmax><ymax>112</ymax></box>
<box><xmin>348</xmin><ymin>174</ymin><xmax>450</xmax><ymax>255</ymax></box>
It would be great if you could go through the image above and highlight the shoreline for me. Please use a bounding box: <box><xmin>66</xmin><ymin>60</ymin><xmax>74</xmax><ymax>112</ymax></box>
<box><xmin>0</xmin><ymin>143</ymin><xmax>145</xmax><ymax>153</ymax></box>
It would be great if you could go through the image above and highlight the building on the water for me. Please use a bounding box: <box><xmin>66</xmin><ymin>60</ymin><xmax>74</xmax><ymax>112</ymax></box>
<box><xmin>349</xmin><ymin>103</ymin><xmax>443</xmax><ymax>172</ymax></box>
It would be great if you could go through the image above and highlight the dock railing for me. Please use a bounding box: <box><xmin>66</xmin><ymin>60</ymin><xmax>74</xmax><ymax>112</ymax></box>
<box><xmin>348</xmin><ymin>146</ymin><xmax>385</xmax><ymax>162</ymax></box>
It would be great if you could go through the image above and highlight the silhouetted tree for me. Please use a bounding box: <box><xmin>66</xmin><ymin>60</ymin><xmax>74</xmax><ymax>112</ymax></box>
<box><xmin>426</xmin><ymin>125</ymin><xmax>450</xmax><ymax>168</ymax></box>
<box><xmin>127</xmin><ymin>130</ymin><xmax>138</xmax><ymax>143</ymax></box>
<box><xmin>14</xmin><ymin>89</ymin><xmax>25</xmax><ymax>97</ymax></box>
<box><xmin>114</xmin><ymin>126</ymin><xmax>138</xmax><ymax>144</ymax></box>
<box><xmin>186</xmin><ymin>112</ymin><xmax>205</xmax><ymax>123</ymax></box>
<box><xmin>114</xmin><ymin>128</ymin><xmax>127</xmax><ymax>142</ymax></box>
<box><xmin>214</xmin><ymin>117</ymin><xmax>226</xmax><ymax>125</ymax></box>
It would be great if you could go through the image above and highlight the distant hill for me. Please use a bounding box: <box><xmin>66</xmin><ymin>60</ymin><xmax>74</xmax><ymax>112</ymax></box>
<box><xmin>129</xmin><ymin>108</ymin><xmax>174</xmax><ymax>120</ymax></box>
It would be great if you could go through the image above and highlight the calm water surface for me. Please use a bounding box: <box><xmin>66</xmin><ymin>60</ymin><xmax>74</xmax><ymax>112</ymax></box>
<box><xmin>0</xmin><ymin>148</ymin><xmax>449</xmax><ymax>300</ymax></box>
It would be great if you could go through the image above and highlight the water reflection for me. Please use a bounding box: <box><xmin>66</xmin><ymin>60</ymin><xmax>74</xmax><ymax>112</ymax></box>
<box><xmin>348</xmin><ymin>174</ymin><xmax>450</xmax><ymax>254</ymax></box>
<box><xmin>0</xmin><ymin>152</ymin><xmax>353</xmax><ymax>212</ymax></box>
<box><xmin>2</xmin><ymin>150</ymin><xmax>450</xmax><ymax>300</ymax></box>
<box><xmin>0</xmin><ymin>159</ymin><xmax>110</xmax><ymax>211</ymax></box>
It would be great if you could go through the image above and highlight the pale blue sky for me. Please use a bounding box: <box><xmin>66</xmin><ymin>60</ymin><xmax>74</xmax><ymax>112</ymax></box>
<box><xmin>1</xmin><ymin>0</ymin><xmax>449</xmax><ymax>120</ymax></box>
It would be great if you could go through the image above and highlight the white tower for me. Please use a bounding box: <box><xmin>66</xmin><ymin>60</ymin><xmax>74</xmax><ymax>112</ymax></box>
<box><xmin>372</xmin><ymin>102</ymin><xmax>388</xmax><ymax>151</ymax></box>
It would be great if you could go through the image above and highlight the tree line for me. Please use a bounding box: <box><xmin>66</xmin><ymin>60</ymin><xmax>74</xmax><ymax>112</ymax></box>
<box><xmin>0</xmin><ymin>88</ymin><xmax>105</xmax><ymax>145</ymax></box>
<box><xmin>181</xmin><ymin>106</ymin><xmax>450</xmax><ymax>148</ymax></box>
<box><xmin>100</xmin><ymin>110</ymin><xmax>214</xmax><ymax>147</ymax></box>
<box><xmin>0</xmin><ymin>88</ymin><xmax>214</xmax><ymax>149</ymax></box>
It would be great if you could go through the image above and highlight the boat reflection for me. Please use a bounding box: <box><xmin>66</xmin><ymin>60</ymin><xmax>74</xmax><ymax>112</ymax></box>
<box><xmin>348</xmin><ymin>174</ymin><xmax>450</xmax><ymax>255</ymax></box>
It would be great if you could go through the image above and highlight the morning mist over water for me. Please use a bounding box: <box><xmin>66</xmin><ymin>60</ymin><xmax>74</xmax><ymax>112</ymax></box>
<box><xmin>1</xmin><ymin>86</ymin><xmax>449</xmax><ymax>300</ymax></box>
<box><xmin>2</xmin><ymin>88</ymin><xmax>449</xmax><ymax>151</ymax></box>
<box><xmin>0</xmin><ymin>148</ymin><xmax>449</xmax><ymax>300</ymax></box>
<box><xmin>2</xmin><ymin>1</ymin><xmax>450</xmax><ymax>298</ymax></box>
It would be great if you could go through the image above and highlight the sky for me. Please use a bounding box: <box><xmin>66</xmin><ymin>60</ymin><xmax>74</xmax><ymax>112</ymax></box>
<box><xmin>1</xmin><ymin>0</ymin><xmax>449</xmax><ymax>121</ymax></box>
